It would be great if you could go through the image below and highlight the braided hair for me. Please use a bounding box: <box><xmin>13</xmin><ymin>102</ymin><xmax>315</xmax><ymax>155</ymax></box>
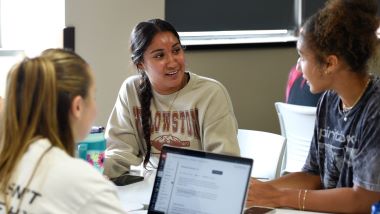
<box><xmin>129</xmin><ymin>18</ymin><xmax>181</xmax><ymax>167</ymax></box>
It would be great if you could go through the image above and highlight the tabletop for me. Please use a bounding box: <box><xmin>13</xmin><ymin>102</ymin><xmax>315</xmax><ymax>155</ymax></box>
<box><xmin>116</xmin><ymin>167</ymin><xmax>156</xmax><ymax>212</ymax></box>
<box><xmin>115</xmin><ymin>166</ymin><xmax>328</xmax><ymax>214</ymax></box>
<box><xmin>126</xmin><ymin>208</ymin><xmax>328</xmax><ymax>214</ymax></box>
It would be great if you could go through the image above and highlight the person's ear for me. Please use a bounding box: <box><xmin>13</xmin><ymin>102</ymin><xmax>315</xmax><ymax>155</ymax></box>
<box><xmin>324</xmin><ymin>55</ymin><xmax>338</xmax><ymax>75</ymax></box>
<box><xmin>136</xmin><ymin>60</ymin><xmax>146</xmax><ymax>71</ymax></box>
<box><xmin>70</xmin><ymin>95</ymin><xmax>84</xmax><ymax>119</ymax></box>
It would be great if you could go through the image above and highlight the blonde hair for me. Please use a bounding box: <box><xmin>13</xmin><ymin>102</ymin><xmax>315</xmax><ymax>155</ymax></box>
<box><xmin>0</xmin><ymin>48</ymin><xmax>92</xmax><ymax>207</ymax></box>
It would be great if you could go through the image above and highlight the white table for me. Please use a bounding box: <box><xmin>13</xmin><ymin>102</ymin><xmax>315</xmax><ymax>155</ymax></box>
<box><xmin>116</xmin><ymin>168</ymin><xmax>156</xmax><ymax>212</ymax></box>
<box><xmin>126</xmin><ymin>209</ymin><xmax>327</xmax><ymax>214</ymax></box>
<box><xmin>116</xmin><ymin>167</ymin><xmax>327</xmax><ymax>214</ymax></box>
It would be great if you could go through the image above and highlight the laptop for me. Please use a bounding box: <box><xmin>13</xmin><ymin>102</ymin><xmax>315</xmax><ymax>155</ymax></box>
<box><xmin>147</xmin><ymin>145</ymin><xmax>253</xmax><ymax>214</ymax></box>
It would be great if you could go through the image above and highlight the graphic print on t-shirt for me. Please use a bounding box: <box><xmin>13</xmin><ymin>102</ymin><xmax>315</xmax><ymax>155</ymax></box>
<box><xmin>0</xmin><ymin>182</ymin><xmax>42</xmax><ymax>214</ymax></box>
<box><xmin>133</xmin><ymin>106</ymin><xmax>201</xmax><ymax>150</ymax></box>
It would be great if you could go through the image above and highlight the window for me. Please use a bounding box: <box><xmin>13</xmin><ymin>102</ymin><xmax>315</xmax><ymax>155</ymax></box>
<box><xmin>0</xmin><ymin>0</ymin><xmax>64</xmax><ymax>98</ymax></box>
<box><xmin>0</xmin><ymin>0</ymin><xmax>65</xmax><ymax>56</ymax></box>
<box><xmin>0</xmin><ymin>50</ymin><xmax>24</xmax><ymax>97</ymax></box>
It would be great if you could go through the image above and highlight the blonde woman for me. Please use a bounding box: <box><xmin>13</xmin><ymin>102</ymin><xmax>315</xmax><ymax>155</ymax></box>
<box><xmin>0</xmin><ymin>49</ymin><xmax>125</xmax><ymax>213</ymax></box>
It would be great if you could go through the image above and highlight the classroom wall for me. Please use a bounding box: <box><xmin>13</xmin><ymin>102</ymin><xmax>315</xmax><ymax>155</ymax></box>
<box><xmin>65</xmin><ymin>0</ymin><xmax>298</xmax><ymax>134</ymax></box>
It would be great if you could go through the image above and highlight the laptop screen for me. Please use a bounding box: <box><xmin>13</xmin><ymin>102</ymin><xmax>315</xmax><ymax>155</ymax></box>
<box><xmin>148</xmin><ymin>146</ymin><xmax>253</xmax><ymax>214</ymax></box>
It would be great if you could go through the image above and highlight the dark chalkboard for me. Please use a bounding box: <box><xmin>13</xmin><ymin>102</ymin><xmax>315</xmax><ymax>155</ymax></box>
<box><xmin>303</xmin><ymin>0</ymin><xmax>326</xmax><ymax>23</ymax></box>
<box><xmin>166</xmin><ymin>0</ymin><xmax>295</xmax><ymax>32</ymax></box>
<box><xmin>165</xmin><ymin>0</ymin><xmax>380</xmax><ymax>46</ymax></box>
<box><xmin>166</xmin><ymin>0</ymin><xmax>380</xmax><ymax>32</ymax></box>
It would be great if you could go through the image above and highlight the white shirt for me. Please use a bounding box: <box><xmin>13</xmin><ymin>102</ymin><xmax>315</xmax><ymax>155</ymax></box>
<box><xmin>0</xmin><ymin>139</ymin><xmax>126</xmax><ymax>214</ymax></box>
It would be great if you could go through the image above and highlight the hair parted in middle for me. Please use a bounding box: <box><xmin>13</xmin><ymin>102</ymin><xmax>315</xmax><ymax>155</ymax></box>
<box><xmin>129</xmin><ymin>18</ymin><xmax>183</xmax><ymax>167</ymax></box>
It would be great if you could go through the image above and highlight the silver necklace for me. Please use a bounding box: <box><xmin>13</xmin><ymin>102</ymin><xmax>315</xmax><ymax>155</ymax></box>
<box><xmin>341</xmin><ymin>77</ymin><xmax>371</xmax><ymax>121</ymax></box>
<box><xmin>167</xmin><ymin>74</ymin><xmax>188</xmax><ymax>112</ymax></box>
<box><xmin>167</xmin><ymin>89</ymin><xmax>181</xmax><ymax>113</ymax></box>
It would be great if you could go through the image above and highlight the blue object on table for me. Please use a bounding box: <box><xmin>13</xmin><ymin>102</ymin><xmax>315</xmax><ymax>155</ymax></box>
<box><xmin>78</xmin><ymin>132</ymin><xmax>106</xmax><ymax>173</ymax></box>
<box><xmin>372</xmin><ymin>201</ymin><xmax>380</xmax><ymax>214</ymax></box>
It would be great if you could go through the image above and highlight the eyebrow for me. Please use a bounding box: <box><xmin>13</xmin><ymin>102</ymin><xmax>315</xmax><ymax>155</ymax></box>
<box><xmin>149</xmin><ymin>49</ymin><xmax>163</xmax><ymax>54</ymax></box>
<box><xmin>149</xmin><ymin>42</ymin><xmax>181</xmax><ymax>54</ymax></box>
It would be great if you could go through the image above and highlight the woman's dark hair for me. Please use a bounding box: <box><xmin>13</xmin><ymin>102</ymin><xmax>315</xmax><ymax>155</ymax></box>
<box><xmin>130</xmin><ymin>18</ymin><xmax>181</xmax><ymax>167</ymax></box>
<box><xmin>301</xmin><ymin>0</ymin><xmax>379</xmax><ymax>73</ymax></box>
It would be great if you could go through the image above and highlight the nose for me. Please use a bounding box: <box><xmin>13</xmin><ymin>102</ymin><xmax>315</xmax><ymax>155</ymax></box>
<box><xmin>166</xmin><ymin>52</ymin><xmax>178</xmax><ymax>67</ymax></box>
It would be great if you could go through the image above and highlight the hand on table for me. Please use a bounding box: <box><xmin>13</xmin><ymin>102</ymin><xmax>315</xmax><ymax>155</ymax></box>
<box><xmin>246</xmin><ymin>178</ymin><xmax>283</xmax><ymax>208</ymax></box>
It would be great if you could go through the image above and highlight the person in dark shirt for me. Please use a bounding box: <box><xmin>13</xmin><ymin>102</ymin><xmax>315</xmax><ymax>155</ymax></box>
<box><xmin>247</xmin><ymin>0</ymin><xmax>380</xmax><ymax>213</ymax></box>
<box><xmin>285</xmin><ymin>65</ymin><xmax>322</xmax><ymax>107</ymax></box>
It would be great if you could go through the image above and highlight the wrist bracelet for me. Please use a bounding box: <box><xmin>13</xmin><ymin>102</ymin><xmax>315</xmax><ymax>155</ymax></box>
<box><xmin>302</xmin><ymin>189</ymin><xmax>308</xmax><ymax>211</ymax></box>
<box><xmin>298</xmin><ymin>189</ymin><xmax>302</xmax><ymax>210</ymax></box>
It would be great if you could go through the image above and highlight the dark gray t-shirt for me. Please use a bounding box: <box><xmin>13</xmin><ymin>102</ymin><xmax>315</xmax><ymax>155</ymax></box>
<box><xmin>302</xmin><ymin>75</ymin><xmax>380</xmax><ymax>191</ymax></box>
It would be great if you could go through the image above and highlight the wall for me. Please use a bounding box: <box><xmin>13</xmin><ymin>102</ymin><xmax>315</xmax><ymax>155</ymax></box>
<box><xmin>65</xmin><ymin>0</ymin><xmax>165</xmax><ymax>125</ymax></box>
<box><xmin>65</xmin><ymin>0</ymin><xmax>298</xmax><ymax>134</ymax></box>
<box><xmin>186</xmin><ymin>47</ymin><xmax>297</xmax><ymax>133</ymax></box>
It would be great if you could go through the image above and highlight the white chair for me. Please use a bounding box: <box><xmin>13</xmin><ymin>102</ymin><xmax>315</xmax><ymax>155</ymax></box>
<box><xmin>237</xmin><ymin>129</ymin><xmax>286</xmax><ymax>180</ymax></box>
<box><xmin>274</xmin><ymin>102</ymin><xmax>316</xmax><ymax>175</ymax></box>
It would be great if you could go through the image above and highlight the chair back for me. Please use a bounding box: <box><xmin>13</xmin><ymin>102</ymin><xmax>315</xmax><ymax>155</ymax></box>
<box><xmin>274</xmin><ymin>102</ymin><xmax>316</xmax><ymax>174</ymax></box>
<box><xmin>237</xmin><ymin>129</ymin><xmax>286</xmax><ymax>180</ymax></box>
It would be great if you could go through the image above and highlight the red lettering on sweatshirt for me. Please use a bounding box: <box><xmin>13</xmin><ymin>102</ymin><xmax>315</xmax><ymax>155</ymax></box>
<box><xmin>132</xmin><ymin>107</ymin><xmax>200</xmax><ymax>141</ymax></box>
